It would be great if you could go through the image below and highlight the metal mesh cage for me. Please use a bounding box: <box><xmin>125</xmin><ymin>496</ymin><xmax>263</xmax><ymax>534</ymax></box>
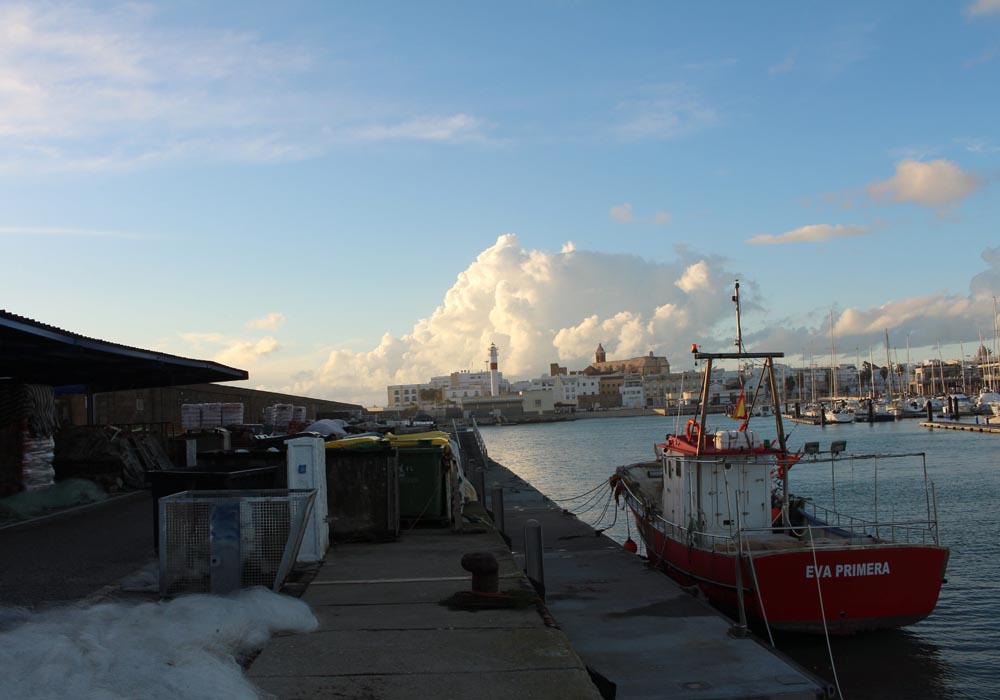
<box><xmin>159</xmin><ymin>489</ymin><xmax>316</xmax><ymax>596</ymax></box>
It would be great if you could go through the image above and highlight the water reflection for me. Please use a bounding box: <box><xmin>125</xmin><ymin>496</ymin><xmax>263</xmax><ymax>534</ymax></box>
<box><xmin>774</xmin><ymin>627</ymin><xmax>953</xmax><ymax>700</ymax></box>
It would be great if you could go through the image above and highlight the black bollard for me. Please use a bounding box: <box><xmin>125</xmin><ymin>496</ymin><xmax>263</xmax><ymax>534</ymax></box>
<box><xmin>461</xmin><ymin>552</ymin><xmax>499</xmax><ymax>593</ymax></box>
<box><xmin>926</xmin><ymin>401</ymin><xmax>934</xmax><ymax>422</ymax></box>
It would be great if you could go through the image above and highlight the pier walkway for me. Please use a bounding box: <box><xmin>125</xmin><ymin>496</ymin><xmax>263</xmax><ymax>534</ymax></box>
<box><xmin>490</xmin><ymin>462</ymin><xmax>830</xmax><ymax>700</ymax></box>
<box><xmin>920</xmin><ymin>417</ymin><xmax>1000</xmax><ymax>434</ymax></box>
<box><xmin>247</xmin><ymin>516</ymin><xmax>603</xmax><ymax>700</ymax></box>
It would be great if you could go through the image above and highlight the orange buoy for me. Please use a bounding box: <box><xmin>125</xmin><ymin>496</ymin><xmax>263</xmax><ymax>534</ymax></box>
<box><xmin>624</xmin><ymin>538</ymin><xmax>638</xmax><ymax>553</ymax></box>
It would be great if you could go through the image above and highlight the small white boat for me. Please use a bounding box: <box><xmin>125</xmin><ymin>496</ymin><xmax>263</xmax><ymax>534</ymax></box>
<box><xmin>823</xmin><ymin>402</ymin><xmax>855</xmax><ymax>424</ymax></box>
<box><xmin>891</xmin><ymin>397</ymin><xmax>927</xmax><ymax>418</ymax></box>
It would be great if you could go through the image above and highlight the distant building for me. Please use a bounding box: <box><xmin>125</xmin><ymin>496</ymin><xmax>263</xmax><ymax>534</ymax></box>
<box><xmin>584</xmin><ymin>345</ymin><xmax>670</xmax><ymax>377</ymax></box>
<box><xmin>387</xmin><ymin>368</ymin><xmax>509</xmax><ymax>409</ymax></box>
<box><xmin>620</xmin><ymin>374</ymin><xmax>645</xmax><ymax>408</ymax></box>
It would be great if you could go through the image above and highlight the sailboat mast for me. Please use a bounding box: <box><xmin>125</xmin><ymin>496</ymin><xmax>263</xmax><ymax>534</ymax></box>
<box><xmin>884</xmin><ymin>328</ymin><xmax>894</xmax><ymax>401</ymax></box>
<box><xmin>870</xmin><ymin>346</ymin><xmax>877</xmax><ymax>400</ymax></box>
<box><xmin>733</xmin><ymin>280</ymin><xmax>743</xmax><ymax>352</ymax></box>
<box><xmin>906</xmin><ymin>335</ymin><xmax>913</xmax><ymax>391</ymax></box>
<box><xmin>960</xmin><ymin>341</ymin><xmax>967</xmax><ymax>395</ymax></box>
<box><xmin>830</xmin><ymin>309</ymin><xmax>837</xmax><ymax>400</ymax></box>
<box><xmin>993</xmin><ymin>296</ymin><xmax>999</xmax><ymax>392</ymax></box>
<box><xmin>856</xmin><ymin>346</ymin><xmax>863</xmax><ymax>399</ymax></box>
<box><xmin>936</xmin><ymin>341</ymin><xmax>946</xmax><ymax>395</ymax></box>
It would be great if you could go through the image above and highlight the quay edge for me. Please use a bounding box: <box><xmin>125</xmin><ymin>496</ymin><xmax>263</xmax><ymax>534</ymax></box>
<box><xmin>489</xmin><ymin>459</ymin><xmax>833</xmax><ymax>700</ymax></box>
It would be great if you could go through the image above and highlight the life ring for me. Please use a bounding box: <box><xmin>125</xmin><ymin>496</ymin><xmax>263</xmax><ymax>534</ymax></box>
<box><xmin>685</xmin><ymin>418</ymin><xmax>700</xmax><ymax>444</ymax></box>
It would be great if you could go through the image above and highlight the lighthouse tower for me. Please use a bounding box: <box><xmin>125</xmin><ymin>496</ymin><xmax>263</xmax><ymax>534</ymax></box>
<box><xmin>488</xmin><ymin>343</ymin><xmax>499</xmax><ymax>397</ymax></box>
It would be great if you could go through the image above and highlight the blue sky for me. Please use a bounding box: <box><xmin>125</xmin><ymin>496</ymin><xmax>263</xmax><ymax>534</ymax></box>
<box><xmin>2</xmin><ymin>1</ymin><xmax>999</xmax><ymax>405</ymax></box>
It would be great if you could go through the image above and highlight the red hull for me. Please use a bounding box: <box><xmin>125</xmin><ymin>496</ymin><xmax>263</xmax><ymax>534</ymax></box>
<box><xmin>634</xmin><ymin>510</ymin><xmax>949</xmax><ymax>634</ymax></box>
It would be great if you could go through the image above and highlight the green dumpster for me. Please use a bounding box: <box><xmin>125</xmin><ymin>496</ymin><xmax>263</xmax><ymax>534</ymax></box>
<box><xmin>397</xmin><ymin>443</ymin><xmax>448</xmax><ymax>526</ymax></box>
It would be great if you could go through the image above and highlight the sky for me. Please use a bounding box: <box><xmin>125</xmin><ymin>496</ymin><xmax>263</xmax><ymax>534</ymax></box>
<box><xmin>2</xmin><ymin>1</ymin><xmax>999</xmax><ymax>407</ymax></box>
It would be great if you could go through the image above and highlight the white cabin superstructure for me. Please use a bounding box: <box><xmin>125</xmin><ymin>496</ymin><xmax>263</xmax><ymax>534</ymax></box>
<box><xmin>660</xmin><ymin>431</ymin><xmax>772</xmax><ymax>537</ymax></box>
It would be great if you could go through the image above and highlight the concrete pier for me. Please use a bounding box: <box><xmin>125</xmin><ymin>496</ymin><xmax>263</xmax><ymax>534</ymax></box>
<box><xmin>248</xmin><ymin>517</ymin><xmax>604</xmax><ymax>700</ymax></box>
<box><xmin>492</xmin><ymin>463</ymin><xmax>830</xmax><ymax>700</ymax></box>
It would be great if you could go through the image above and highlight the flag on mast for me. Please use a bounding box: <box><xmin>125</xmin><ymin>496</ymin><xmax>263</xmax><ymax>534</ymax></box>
<box><xmin>732</xmin><ymin>390</ymin><xmax>747</xmax><ymax>421</ymax></box>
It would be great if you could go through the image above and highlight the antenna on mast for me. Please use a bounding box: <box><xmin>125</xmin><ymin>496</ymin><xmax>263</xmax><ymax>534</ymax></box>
<box><xmin>732</xmin><ymin>279</ymin><xmax>743</xmax><ymax>353</ymax></box>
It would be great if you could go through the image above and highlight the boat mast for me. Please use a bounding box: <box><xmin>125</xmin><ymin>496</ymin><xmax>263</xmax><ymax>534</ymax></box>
<box><xmin>733</xmin><ymin>279</ymin><xmax>743</xmax><ymax>352</ymax></box>
<box><xmin>906</xmin><ymin>335</ymin><xmax>913</xmax><ymax>396</ymax></box>
<box><xmin>870</xmin><ymin>346</ymin><xmax>877</xmax><ymax>401</ymax></box>
<box><xmin>696</xmin><ymin>356</ymin><xmax>712</xmax><ymax>459</ymax></box>
<box><xmin>856</xmin><ymin>346</ymin><xmax>864</xmax><ymax>400</ymax></box>
<box><xmin>990</xmin><ymin>297</ymin><xmax>1000</xmax><ymax>391</ymax></box>
<box><xmin>936</xmin><ymin>341</ymin><xmax>946</xmax><ymax>396</ymax></box>
<box><xmin>884</xmin><ymin>328</ymin><xmax>895</xmax><ymax>402</ymax></box>
<box><xmin>830</xmin><ymin>309</ymin><xmax>838</xmax><ymax>402</ymax></box>
<box><xmin>960</xmin><ymin>340</ymin><xmax>967</xmax><ymax>396</ymax></box>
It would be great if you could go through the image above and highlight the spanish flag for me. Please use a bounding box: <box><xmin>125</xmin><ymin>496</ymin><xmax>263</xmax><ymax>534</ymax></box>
<box><xmin>732</xmin><ymin>390</ymin><xmax>747</xmax><ymax>421</ymax></box>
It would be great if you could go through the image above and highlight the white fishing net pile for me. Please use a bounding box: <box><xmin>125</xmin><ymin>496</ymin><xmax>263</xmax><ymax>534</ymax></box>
<box><xmin>0</xmin><ymin>587</ymin><xmax>318</xmax><ymax>700</ymax></box>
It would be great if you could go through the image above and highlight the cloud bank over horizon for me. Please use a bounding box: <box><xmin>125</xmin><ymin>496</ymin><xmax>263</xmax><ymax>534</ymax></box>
<box><xmin>182</xmin><ymin>237</ymin><xmax>1000</xmax><ymax>406</ymax></box>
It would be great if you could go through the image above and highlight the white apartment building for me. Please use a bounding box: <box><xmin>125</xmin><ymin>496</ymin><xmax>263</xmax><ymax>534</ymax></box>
<box><xmin>387</xmin><ymin>369</ymin><xmax>509</xmax><ymax>409</ymax></box>
<box><xmin>620</xmin><ymin>374</ymin><xmax>644</xmax><ymax>408</ymax></box>
<box><xmin>528</xmin><ymin>374</ymin><xmax>600</xmax><ymax>404</ymax></box>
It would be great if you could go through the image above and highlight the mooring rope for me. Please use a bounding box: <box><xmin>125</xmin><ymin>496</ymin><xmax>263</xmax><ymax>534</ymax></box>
<box><xmin>584</xmin><ymin>488</ymin><xmax>614</xmax><ymax>525</ymax></box>
<box><xmin>808</xmin><ymin>527</ymin><xmax>844</xmax><ymax>699</ymax></box>
<box><xmin>742</xmin><ymin>538</ymin><xmax>775</xmax><ymax>648</ymax></box>
<box><xmin>549</xmin><ymin>480</ymin><xmax>611</xmax><ymax>503</ymax></box>
<box><xmin>571</xmin><ymin>483</ymin><xmax>614</xmax><ymax>515</ymax></box>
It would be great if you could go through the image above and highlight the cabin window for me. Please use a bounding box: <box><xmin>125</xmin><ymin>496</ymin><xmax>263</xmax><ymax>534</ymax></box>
<box><xmin>675</xmin><ymin>461</ymin><xmax>682</xmax><ymax>478</ymax></box>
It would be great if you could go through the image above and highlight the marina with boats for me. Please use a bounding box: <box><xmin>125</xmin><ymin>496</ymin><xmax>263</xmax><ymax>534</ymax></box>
<box><xmin>482</xmin><ymin>406</ymin><xmax>997</xmax><ymax>700</ymax></box>
<box><xmin>480</xmin><ymin>284</ymin><xmax>998</xmax><ymax>699</ymax></box>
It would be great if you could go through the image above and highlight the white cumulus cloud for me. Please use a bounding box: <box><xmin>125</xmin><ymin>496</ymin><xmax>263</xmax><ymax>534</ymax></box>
<box><xmin>180</xmin><ymin>331</ymin><xmax>280</xmax><ymax>370</ymax></box>
<box><xmin>867</xmin><ymin>159</ymin><xmax>981</xmax><ymax>208</ymax></box>
<box><xmin>221</xmin><ymin>238</ymin><xmax>1000</xmax><ymax>407</ymax></box>
<box><xmin>255</xmin><ymin>235</ymin><xmax>742</xmax><ymax>405</ymax></box>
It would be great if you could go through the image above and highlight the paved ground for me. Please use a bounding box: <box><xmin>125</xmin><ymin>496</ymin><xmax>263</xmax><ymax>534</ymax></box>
<box><xmin>247</xmin><ymin>525</ymin><xmax>605</xmax><ymax>700</ymax></box>
<box><xmin>0</xmin><ymin>490</ymin><xmax>154</xmax><ymax>608</ymax></box>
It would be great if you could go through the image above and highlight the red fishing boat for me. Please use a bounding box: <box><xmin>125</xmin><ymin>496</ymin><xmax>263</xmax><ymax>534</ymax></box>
<box><xmin>611</xmin><ymin>284</ymin><xmax>948</xmax><ymax>635</ymax></box>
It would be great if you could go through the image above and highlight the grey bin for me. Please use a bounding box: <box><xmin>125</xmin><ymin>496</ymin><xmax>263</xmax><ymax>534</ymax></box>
<box><xmin>158</xmin><ymin>488</ymin><xmax>315</xmax><ymax>596</ymax></box>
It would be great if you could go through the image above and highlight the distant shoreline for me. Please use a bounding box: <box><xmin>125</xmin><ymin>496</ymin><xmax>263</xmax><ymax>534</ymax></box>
<box><xmin>480</xmin><ymin>406</ymin><xmax>735</xmax><ymax>426</ymax></box>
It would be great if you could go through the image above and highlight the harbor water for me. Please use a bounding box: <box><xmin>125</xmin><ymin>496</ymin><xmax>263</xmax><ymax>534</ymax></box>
<box><xmin>481</xmin><ymin>415</ymin><xmax>999</xmax><ymax>700</ymax></box>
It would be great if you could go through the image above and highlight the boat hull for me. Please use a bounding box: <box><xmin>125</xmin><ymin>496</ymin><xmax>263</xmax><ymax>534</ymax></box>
<box><xmin>633</xmin><ymin>509</ymin><xmax>948</xmax><ymax>635</ymax></box>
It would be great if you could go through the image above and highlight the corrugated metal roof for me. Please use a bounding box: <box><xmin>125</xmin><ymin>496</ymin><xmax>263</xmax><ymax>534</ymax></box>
<box><xmin>0</xmin><ymin>309</ymin><xmax>248</xmax><ymax>391</ymax></box>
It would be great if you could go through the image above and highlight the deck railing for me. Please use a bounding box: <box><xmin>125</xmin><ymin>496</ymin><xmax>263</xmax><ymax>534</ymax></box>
<box><xmin>616</xmin><ymin>463</ymin><xmax>940</xmax><ymax>553</ymax></box>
